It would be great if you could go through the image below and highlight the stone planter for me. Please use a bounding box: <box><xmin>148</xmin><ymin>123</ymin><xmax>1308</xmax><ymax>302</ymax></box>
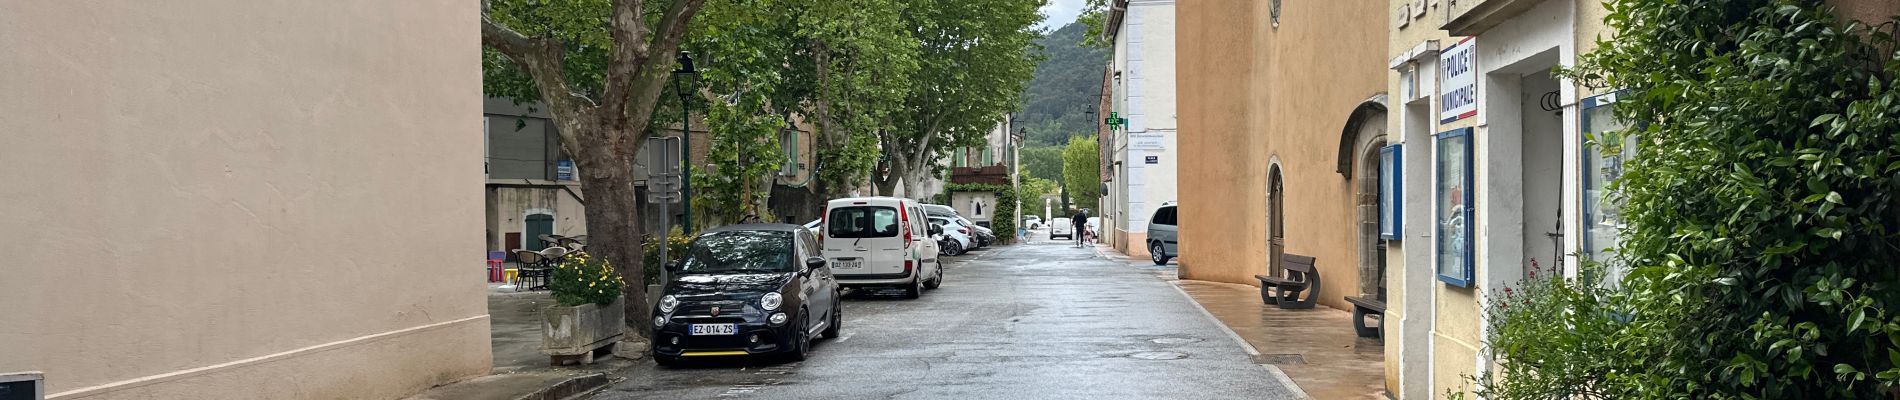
<box><xmin>541</xmin><ymin>297</ymin><xmax>626</xmax><ymax>366</ymax></box>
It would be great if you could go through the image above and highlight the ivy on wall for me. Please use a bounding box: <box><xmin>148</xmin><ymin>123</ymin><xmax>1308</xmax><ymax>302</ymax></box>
<box><xmin>943</xmin><ymin>183</ymin><xmax>1019</xmax><ymax>244</ymax></box>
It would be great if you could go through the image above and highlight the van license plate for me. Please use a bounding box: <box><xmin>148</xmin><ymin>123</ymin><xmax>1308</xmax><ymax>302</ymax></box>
<box><xmin>835</xmin><ymin>259</ymin><xmax>862</xmax><ymax>269</ymax></box>
<box><xmin>690</xmin><ymin>324</ymin><xmax>736</xmax><ymax>336</ymax></box>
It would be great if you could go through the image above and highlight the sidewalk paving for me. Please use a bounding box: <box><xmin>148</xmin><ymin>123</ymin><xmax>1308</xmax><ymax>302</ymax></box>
<box><xmin>403</xmin><ymin>286</ymin><xmax>635</xmax><ymax>400</ymax></box>
<box><xmin>1094</xmin><ymin>244</ymin><xmax>1389</xmax><ymax>400</ymax></box>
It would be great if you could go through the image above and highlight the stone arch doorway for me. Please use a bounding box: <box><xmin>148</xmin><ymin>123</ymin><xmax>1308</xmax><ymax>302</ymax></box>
<box><xmin>1339</xmin><ymin>95</ymin><xmax>1391</xmax><ymax>301</ymax></box>
<box><xmin>1355</xmin><ymin>137</ymin><xmax>1389</xmax><ymax>301</ymax></box>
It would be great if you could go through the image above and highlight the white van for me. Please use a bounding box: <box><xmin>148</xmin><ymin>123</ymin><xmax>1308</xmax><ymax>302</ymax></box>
<box><xmin>822</xmin><ymin>197</ymin><xmax>943</xmax><ymax>298</ymax></box>
<box><xmin>1049</xmin><ymin>218</ymin><xmax>1074</xmax><ymax>240</ymax></box>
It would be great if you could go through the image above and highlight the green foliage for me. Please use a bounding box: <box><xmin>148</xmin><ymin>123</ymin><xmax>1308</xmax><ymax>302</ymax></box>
<box><xmin>881</xmin><ymin>0</ymin><xmax>1043</xmax><ymax>182</ymax></box>
<box><xmin>1454</xmin><ymin>263</ymin><xmax>1637</xmax><ymax>400</ymax></box>
<box><xmin>1018</xmin><ymin>175</ymin><xmax>1058</xmax><ymax>208</ymax></box>
<box><xmin>1020</xmin><ymin>22</ymin><xmax>1110</xmax><ymax>146</ymax></box>
<box><xmin>944</xmin><ymin>183</ymin><xmax>1020</xmax><ymax>244</ymax></box>
<box><xmin>1062</xmin><ymin>135</ymin><xmax>1100</xmax><ymax>211</ymax></box>
<box><xmin>1074</xmin><ymin>0</ymin><xmax>1112</xmax><ymax>48</ymax></box>
<box><xmin>1019</xmin><ymin>145</ymin><xmax>1066</xmax><ymax>181</ymax></box>
<box><xmin>685</xmin><ymin>0</ymin><xmax>920</xmax><ymax>216</ymax></box>
<box><xmin>549</xmin><ymin>251</ymin><xmax>626</xmax><ymax>306</ymax></box>
<box><xmin>642</xmin><ymin>227</ymin><xmax>696</xmax><ymax>284</ymax></box>
<box><xmin>481</xmin><ymin>0</ymin><xmax>613</xmax><ymax>103</ymax></box>
<box><xmin>1469</xmin><ymin>1</ymin><xmax>1900</xmax><ymax>398</ymax></box>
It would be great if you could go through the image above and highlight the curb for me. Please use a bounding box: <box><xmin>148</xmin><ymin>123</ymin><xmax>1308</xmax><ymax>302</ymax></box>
<box><xmin>515</xmin><ymin>372</ymin><xmax>611</xmax><ymax>400</ymax></box>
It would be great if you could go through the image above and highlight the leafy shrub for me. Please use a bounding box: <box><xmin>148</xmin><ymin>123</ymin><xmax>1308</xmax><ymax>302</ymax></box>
<box><xmin>549</xmin><ymin>251</ymin><xmax>625</xmax><ymax>307</ymax></box>
<box><xmin>642</xmin><ymin>227</ymin><xmax>695</xmax><ymax>284</ymax></box>
<box><xmin>1468</xmin><ymin>1</ymin><xmax>1900</xmax><ymax>398</ymax></box>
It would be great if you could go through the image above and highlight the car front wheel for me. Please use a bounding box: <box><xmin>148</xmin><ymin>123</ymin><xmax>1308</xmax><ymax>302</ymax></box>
<box><xmin>1151</xmin><ymin>242</ymin><xmax>1172</xmax><ymax>265</ymax></box>
<box><xmin>787</xmin><ymin>312</ymin><xmax>811</xmax><ymax>361</ymax></box>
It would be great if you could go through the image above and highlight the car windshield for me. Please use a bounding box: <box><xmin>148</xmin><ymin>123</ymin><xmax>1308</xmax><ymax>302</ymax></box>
<box><xmin>827</xmin><ymin>206</ymin><xmax>899</xmax><ymax>238</ymax></box>
<box><xmin>677</xmin><ymin>230</ymin><xmax>794</xmax><ymax>274</ymax></box>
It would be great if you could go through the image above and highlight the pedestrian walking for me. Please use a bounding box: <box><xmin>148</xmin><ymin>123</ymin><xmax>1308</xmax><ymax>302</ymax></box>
<box><xmin>1071</xmin><ymin>208</ymin><xmax>1089</xmax><ymax>248</ymax></box>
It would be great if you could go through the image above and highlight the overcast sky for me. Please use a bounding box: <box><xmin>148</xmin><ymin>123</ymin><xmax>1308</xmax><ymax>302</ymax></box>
<box><xmin>1037</xmin><ymin>0</ymin><xmax>1085</xmax><ymax>31</ymax></box>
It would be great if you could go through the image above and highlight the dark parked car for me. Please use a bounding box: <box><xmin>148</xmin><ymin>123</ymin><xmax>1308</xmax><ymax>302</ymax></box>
<box><xmin>651</xmin><ymin>224</ymin><xmax>843</xmax><ymax>366</ymax></box>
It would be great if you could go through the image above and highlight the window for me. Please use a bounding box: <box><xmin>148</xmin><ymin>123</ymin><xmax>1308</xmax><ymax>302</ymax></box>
<box><xmin>1152</xmin><ymin>206</ymin><xmax>1177</xmax><ymax>225</ymax></box>
<box><xmin>1581</xmin><ymin>92</ymin><xmax>1636</xmax><ymax>286</ymax></box>
<box><xmin>798</xmin><ymin>230</ymin><xmax>821</xmax><ymax>258</ymax></box>
<box><xmin>1379</xmin><ymin>144</ymin><xmax>1403</xmax><ymax>240</ymax></box>
<box><xmin>1435</xmin><ymin>128</ymin><xmax>1475</xmax><ymax>287</ymax></box>
<box><xmin>826</xmin><ymin>206</ymin><xmax>899</xmax><ymax>238</ymax></box>
<box><xmin>677</xmin><ymin>230</ymin><xmax>795</xmax><ymax>274</ymax></box>
<box><xmin>779</xmin><ymin>130</ymin><xmax>798</xmax><ymax>176</ymax></box>
<box><xmin>485</xmin><ymin>115</ymin><xmax>568</xmax><ymax>181</ymax></box>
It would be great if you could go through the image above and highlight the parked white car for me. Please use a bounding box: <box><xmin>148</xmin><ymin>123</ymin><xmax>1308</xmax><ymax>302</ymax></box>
<box><xmin>822</xmin><ymin>197</ymin><xmax>943</xmax><ymax>298</ymax></box>
<box><xmin>1024</xmin><ymin>215</ymin><xmax>1042</xmax><ymax>229</ymax></box>
<box><xmin>954</xmin><ymin>215</ymin><xmax>992</xmax><ymax>248</ymax></box>
<box><xmin>928</xmin><ymin>216</ymin><xmax>975</xmax><ymax>255</ymax></box>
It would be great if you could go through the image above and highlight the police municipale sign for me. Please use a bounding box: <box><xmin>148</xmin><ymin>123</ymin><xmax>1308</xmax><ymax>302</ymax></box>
<box><xmin>1439</xmin><ymin>37</ymin><xmax>1478</xmax><ymax>124</ymax></box>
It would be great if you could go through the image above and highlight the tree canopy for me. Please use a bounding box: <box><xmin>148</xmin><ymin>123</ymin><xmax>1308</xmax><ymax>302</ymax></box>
<box><xmin>1062</xmin><ymin>135</ymin><xmax>1100</xmax><ymax>212</ymax></box>
<box><xmin>1019</xmin><ymin>145</ymin><xmax>1065</xmax><ymax>182</ymax></box>
<box><xmin>683</xmin><ymin>0</ymin><xmax>919</xmax><ymax>222</ymax></box>
<box><xmin>872</xmin><ymin>0</ymin><xmax>1043</xmax><ymax>197</ymax></box>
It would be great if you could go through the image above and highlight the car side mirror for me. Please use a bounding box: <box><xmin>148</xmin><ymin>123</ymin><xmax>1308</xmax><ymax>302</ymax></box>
<box><xmin>665</xmin><ymin>260</ymin><xmax>682</xmax><ymax>272</ymax></box>
<box><xmin>803</xmin><ymin>256</ymin><xmax>826</xmax><ymax>274</ymax></box>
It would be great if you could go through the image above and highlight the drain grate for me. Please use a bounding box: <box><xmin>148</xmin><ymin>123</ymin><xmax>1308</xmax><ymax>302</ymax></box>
<box><xmin>1128</xmin><ymin>351</ymin><xmax>1189</xmax><ymax>360</ymax></box>
<box><xmin>1148</xmin><ymin>337</ymin><xmax>1203</xmax><ymax>345</ymax></box>
<box><xmin>1255</xmin><ymin>353</ymin><xmax>1306</xmax><ymax>365</ymax></box>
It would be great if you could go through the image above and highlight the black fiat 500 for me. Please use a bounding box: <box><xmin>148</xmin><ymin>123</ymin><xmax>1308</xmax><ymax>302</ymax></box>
<box><xmin>651</xmin><ymin>224</ymin><xmax>842</xmax><ymax>365</ymax></box>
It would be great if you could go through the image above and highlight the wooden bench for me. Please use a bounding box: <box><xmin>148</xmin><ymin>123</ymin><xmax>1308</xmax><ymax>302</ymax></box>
<box><xmin>1253</xmin><ymin>254</ymin><xmax>1321</xmax><ymax>309</ymax></box>
<box><xmin>1344</xmin><ymin>295</ymin><xmax>1387</xmax><ymax>338</ymax></box>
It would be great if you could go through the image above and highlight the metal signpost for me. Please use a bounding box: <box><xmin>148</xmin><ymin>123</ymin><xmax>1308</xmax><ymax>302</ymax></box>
<box><xmin>647</xmin><ymin>137</ymin><xmax>683</xmax><ymax>281</ymax></box>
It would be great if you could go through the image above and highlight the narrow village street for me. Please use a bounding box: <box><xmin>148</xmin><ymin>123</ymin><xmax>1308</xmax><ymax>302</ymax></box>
<box><xmin>586</xmin><ymin>236</ymin><xmax>1302</xmax><ymax>399</ymax></box>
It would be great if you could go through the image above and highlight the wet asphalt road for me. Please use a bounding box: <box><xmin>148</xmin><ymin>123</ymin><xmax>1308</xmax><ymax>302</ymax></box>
<box><xmin>587</xmin><ymin>236</ymin><xmax>1300</xmax><ymax>399</ymax></box>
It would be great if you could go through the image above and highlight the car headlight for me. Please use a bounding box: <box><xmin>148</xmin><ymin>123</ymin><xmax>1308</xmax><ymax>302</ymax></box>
<box><xmin>769</xmin><ymin>312</ymin><xmax>788</xmax><ymax>325</ymax></box>
<box><xmin>760</xmin><ymin>292</ymin><xmax>783</xmax><ymax>311</ymax></box>
<box><xmin>658</xmin><ymin>295</ymin><xmax>678</xmax><ymax>313</ymax></box>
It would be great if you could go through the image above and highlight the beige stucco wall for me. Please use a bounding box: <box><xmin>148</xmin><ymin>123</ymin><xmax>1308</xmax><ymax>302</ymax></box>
<box><xmin>0</xmin><ymin>1</ymin><xmax>490</xmax><ymax>399</ymax></box>
<box><xmin>1828</xmin><ymin>0</ymin><xmax>1900</xmax><ymax>26</ymax></box>
<box><xmin>1177</xmin><ymin>1</ymin><xmax>1388</xmax><ymax>311</ymax></box>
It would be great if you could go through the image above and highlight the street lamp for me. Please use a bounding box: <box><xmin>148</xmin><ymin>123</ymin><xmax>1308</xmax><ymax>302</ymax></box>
<box><xmin>671</xmin><ymin>51</ymin><xmax>697</xmax><ymax>232</ymax></box>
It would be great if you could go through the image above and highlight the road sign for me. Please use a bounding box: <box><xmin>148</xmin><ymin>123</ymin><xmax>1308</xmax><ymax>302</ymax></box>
<box><xmin>646</xmin><ymin>137</ymin><xmax>683</xmax><ymax>204</ymax></box>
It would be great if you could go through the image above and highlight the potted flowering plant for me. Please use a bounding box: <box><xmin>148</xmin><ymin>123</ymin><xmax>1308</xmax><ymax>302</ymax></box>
<box><xmin>540</xmin><ymin>251</ymin><xmax>627</xmax><ymax>365</ymax></box>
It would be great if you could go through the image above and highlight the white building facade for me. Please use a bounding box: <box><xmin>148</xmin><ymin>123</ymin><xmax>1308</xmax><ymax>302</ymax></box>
<box><xmin>1103</xmin><ymin>0</ymin><xmax>1179</xmax><ymax>258</ymax></box>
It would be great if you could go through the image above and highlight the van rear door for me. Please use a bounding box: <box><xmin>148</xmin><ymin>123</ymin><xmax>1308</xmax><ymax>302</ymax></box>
<box><xmin>824</xmin><ymin>204</ymin><xmax>906</xmax><ymax>277</ymax></box>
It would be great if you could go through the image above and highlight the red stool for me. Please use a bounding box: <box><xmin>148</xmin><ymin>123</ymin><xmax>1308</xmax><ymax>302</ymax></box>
<box><xmin>487</xmin><ymin>251</ymin><xmax>507</xmax><ymax>283</ymax></box>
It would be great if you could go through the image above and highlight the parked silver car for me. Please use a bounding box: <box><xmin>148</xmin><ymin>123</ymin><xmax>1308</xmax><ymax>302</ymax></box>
<box><xmin>1146</xmin><ymin>202</ymin><xmax>1179</xmax><ymax>265</ymax></box>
